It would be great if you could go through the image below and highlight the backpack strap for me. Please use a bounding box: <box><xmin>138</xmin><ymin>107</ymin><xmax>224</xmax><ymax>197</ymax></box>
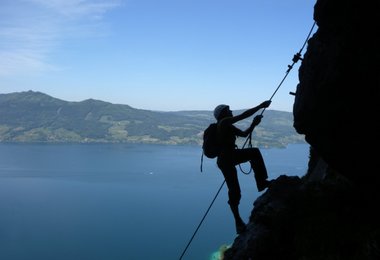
<box><xmin>200</xmin><ymin>151</ymin><xmax>204</xmax><ymax>172</ymax></box>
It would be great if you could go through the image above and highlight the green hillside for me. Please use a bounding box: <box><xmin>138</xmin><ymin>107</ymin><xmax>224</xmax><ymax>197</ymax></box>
<box><xmin>0</xmin><ymin>91</ymin><xmax>305</xmax><ymax>147</ymax></box>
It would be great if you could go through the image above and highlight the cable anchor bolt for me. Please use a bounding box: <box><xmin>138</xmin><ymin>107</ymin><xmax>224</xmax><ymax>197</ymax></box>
<box><xmin>292</xmin><ymin>52</ymin><xmax>303</xmax><ymax>63</ymax></box>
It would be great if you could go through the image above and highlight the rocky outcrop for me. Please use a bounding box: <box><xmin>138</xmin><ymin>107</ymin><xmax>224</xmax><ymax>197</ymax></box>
<box><xmin>293</xmin><ymin>0</ymin><xmax>379</xmax><ymax>182</ymax></box>
<box><xmin>223</xmin><ymin>0</ymin><xmax>380</xmax><ymax>259</ymax></box>
<box><xmin>224</xmin><ymin>162</ymin><xmax>380</xmax><ymax>260</ymax></box>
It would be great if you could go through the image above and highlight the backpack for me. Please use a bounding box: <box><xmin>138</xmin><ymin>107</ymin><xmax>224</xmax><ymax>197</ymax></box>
<box><xmin>202</xmin><ymin>123</ymin><xmax>221</xmax><ymax>159</ymax></box>
<box><xmin>200</xmin><ymin>123</ymin><xmax>221</xmax><ymax>172</ymax></box>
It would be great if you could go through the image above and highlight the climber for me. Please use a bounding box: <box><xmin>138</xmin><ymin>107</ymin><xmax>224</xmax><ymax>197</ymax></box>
<box><xmin>213</xmin><ymin>100</ymin><xmax>272</xmax><ymax>234</ymax></box>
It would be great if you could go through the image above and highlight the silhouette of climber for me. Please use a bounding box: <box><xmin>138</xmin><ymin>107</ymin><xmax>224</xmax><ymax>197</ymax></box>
<box><xmin>214</xmin><ymin>100</ymin><xmax>272</xmax><ymax>234</ymax></box>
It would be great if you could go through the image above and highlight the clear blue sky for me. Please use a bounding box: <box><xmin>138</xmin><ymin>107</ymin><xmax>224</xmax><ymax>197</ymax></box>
<box><xmin>0</xmin><ymin>0</ymin><xmax>317</xmax><ymax>112</ymax></box>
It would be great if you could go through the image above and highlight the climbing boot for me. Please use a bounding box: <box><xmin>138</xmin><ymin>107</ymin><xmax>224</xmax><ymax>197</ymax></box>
<box><xmin>257</xmin><ymin>179</ymin><xmax>273</xmax><ymax>192</ymax></box>
<box><xmin>235</xmin><ymin>219</ymin><xmax>246</xmax><ymax>234</ymax></box>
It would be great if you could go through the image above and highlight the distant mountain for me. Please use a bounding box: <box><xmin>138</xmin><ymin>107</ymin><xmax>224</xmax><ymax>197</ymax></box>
<box><xmin>0</xmin><ymin>91</ymin><xmax>305</xmax><ymax>147</ymax></box>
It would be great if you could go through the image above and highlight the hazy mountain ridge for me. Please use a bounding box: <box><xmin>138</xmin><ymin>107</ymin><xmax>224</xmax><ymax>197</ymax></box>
<box><xmin>0</xmin><ymin>91</ymin><xmax>304</xmax><ymax>147</ymax></box>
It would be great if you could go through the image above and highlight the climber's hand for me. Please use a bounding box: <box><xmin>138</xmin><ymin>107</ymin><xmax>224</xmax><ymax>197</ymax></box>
<box><xmin>252</xmin><ymin>115</ymin><xmax>263</xmax><ymax>126</ymax></box>
<box><xmin>260</xmin><ymin>100</ymin><xmax>271</xmax><ymax>109</ymax></box>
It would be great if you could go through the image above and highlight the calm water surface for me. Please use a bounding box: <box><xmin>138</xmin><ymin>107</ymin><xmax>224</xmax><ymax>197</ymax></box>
<box><xmin>0</xmin><ymin>143</ymin><xmax>309</xmax><ymax>260</ymax></box>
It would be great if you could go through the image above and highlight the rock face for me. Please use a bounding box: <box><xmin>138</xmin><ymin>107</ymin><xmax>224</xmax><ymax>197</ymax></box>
<box><xmin>224</xmin><ymin>172</ymin><xmax>380</xmax><ymax>260</ymax></box>
<box><xmin>293</xmin><ymin>0</ymin><xmax>379</xmax><ymax>182</ymax></box>
<box><xmin>223</xmin><ymin>0</ymin><xmax>380</xmax><ymax>259</ymax></box>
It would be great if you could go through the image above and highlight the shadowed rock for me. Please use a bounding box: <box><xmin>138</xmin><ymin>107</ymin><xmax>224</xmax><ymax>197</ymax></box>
<box><xmin>223</xmin><ymin>0</ymin><xmax>380</xmax><ymax>259</ymax></box>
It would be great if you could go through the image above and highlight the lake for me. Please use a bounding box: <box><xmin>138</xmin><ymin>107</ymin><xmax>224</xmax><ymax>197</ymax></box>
<box><xmin>0</xmin><ymin>143</ymin><xmax>309</xmax><ymax>260</ymax></box>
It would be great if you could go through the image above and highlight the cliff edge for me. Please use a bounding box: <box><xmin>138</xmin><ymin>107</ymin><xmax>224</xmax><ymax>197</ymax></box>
<box><xmin>224</xmin><ymin>0</ymin><xmax>380</xmax><ymax>259</ymax></box>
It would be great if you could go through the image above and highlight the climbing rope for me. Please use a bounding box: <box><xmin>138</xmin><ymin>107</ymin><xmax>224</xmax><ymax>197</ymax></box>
<box><xmin>241</xmin><ymin>21</ymin><xmax>317</xmax><ymax>151</ymax></box>
<box><xmin>178</xmin><ymin>180</ymin><xmax>225</xmax><ymax>260</ymax></box>
<box><xmin>179</xmin><ymin>21</ymin><xmax>317</xmax><ymax>260</ymax></box>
